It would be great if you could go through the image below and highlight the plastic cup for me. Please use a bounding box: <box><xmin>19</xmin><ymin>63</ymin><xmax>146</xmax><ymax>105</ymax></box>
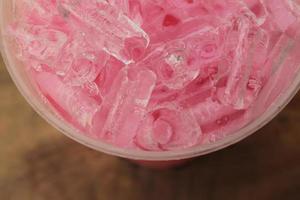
<box><xmin>1</xmin><ymin>1</ymin><xmax>300</xmax><ymax>168</ymax></box>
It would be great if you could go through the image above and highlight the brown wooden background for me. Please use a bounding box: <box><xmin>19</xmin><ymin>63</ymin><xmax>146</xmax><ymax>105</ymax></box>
<box><xmin>1</xmin><ymin>55</ymin><xmax>300</xmax><ymax>200</ymax></box>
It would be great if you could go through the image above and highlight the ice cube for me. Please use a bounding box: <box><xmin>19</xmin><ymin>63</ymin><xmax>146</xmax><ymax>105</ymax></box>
<box><xmin>225</xmin><ymin>28</ymin><xmax>268</xmax><ymax>109</ymax></box>
<box><xmin>138</xmin><ymin>27</ymin><xmax>224</xmax><ymax>90</ymax></box>
<box><xmin>244</xmin><ymin>0</ymin><xmax>267</xmax><ymax>25</ymax></box>
<box><xmin>265</xmin><ymin>0</ymin><xmax>298</xmax><ymax>32</ymax></box>
<box><xmin>192</xmin><ymin>99</ymin><xmax>234</xmax><ymax>126</ymax></box>
<box><xmin>174</xmin><ymin>73</ymin><xmax>216</xmax><ymax>108</ymax></box>
<box><xmin>94</xmin><ymin>57</ymin><xmax>124</xmax><ymax>97</ymax></box>
<box><xmin>11</xmin><ymin>25</ymin><xmax>68</xmax><ymax>64</ymax></box>
<box><xmin>35</xmin><ymin>72</ymin><xmax>101</xmax><ymax>128</ymax></box>
<box><xmin>218</xmin><ymin>16</ymin><xmax>270</xmax><ymax>109</ymax></box>
<box><xmin>108</xmin><ymin>0</ymin><xmax>143</xmax><ymax>25</ymax></box>
<box><xmin>192</xmin><ymin>98</ymin><xmax>246</xmax><ymax>134</ymax></box>
<box><xmin>252</xmin><ymin>32</ymin><xmax>300</xmax><ymax>116</ymax></box>
<box><xmin>60</xmin><ymin>0</ymin><xmax>149</xmax><ymax>64</ymax></box>
<box><xmin>135</xmin><ymin>103</ymin><xmax>202</xmax><ymax>150</ymax></box>
<box><xmin>63</xmin><ymin>50</ymin><xmax>109</xmax><ymax>86</ymax></box>
<box><xmin>91</xmin><ymin>67</ymin><xmax>157</xmax><ymax>147</ymax></box>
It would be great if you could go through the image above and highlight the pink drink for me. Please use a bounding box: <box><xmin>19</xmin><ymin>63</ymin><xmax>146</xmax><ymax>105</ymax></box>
<box><xmin>3</xmin><ymin>0</ymin><xmax>300</xmax><ymax>153</ymax></box>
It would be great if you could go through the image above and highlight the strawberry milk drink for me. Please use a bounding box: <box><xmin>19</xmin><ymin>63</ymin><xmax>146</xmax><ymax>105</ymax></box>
<box><xmin>1</xmin><ymin>0</ymin><xmax>300</xmax><ymax>167</ymax></box>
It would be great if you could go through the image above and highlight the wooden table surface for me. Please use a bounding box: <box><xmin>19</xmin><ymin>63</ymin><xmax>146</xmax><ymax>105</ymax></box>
<box><xmin>1</xmin><ymin>55</ymin><xmax>300</xmax><ymax>200</ymax></box>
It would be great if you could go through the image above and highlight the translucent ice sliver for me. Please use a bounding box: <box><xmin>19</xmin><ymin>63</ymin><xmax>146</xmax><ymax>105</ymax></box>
<box><xmin>60</xmin><ymin>0</ymin><xmax>149</xmax><ymax>64</ymax></box>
